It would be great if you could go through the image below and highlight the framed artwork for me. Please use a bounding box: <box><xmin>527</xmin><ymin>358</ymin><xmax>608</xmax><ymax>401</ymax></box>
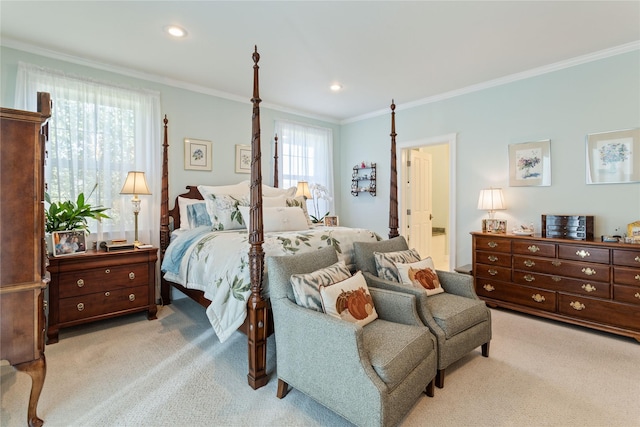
<box><xmin>184</xmin><ymin>138</ymin><xmax>212</xmax><ymax>171</ymax></box>
<box><xmin>235</xmin><ymin>144</ymin><xmax>251</xmax><ymax>174</ymax></box>
<box><xmin>586</xmin><ymin>128</ymin><xmax>640</xmax><ymax>184</ymax></box>
<box><xmin>482</xmin><ymin>219</ymin><xmax>507</xmax><ymax>234</ymax></box>
<box><xmin>324</xmin><ymin>216</ymin><xmax>339</xmax><ymax>227</ymax></box>
<box><xmin>509</xmin><ymin>140</ymin><xmax>551</xmax><ymax>186</ymax></box>
<box><xmin>52</xmin><ymin>230</ymin><xmax>87</xmax><ymax>256</ymax></box>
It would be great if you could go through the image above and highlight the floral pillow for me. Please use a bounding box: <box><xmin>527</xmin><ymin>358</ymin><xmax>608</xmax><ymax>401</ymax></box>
<box><xmin>319</xmin><ymin>271</ymin><xmax>378</xmax><ymax>327</ymax></box>
<box><xmin>289</xmin><ymin>261</ymin><xmax>351</xmax><ymax>312</ymax></box>
<box><xmin>373</xmin><ymin>248</ymin><xmax>421</xmax><ymax>282</ymax></box>
<box><xmin>394</xmin><ymin>257</ymin><xmax>444</xmax><ymax>296</ymax></box>
<box><xmin>202</xmin><ymin>193</ymin><xmax>249</xmax><ymax>231</ymax></box>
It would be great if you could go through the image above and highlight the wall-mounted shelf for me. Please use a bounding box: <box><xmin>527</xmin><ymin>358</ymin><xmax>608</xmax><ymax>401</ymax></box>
<box><xmin>351</xmin><ymin>162</ymin><xmax>376</xmax><ymax>196</ymax></box>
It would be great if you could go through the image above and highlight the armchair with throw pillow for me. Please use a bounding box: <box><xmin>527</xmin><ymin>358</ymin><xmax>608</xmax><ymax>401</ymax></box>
<box><xmin>266</xmin><ymin>246</ymin><xmax>437</xmax><ymax>427</ymax></box>
<box><xmin>353</xmin><ymin>236</ymin><xmax>491</xmax><ymax>389</ymax></box>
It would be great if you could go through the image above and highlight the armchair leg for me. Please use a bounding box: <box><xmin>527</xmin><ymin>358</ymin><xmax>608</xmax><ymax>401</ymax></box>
<box><xmin>482</xmin><ymin>342</ymin><xmax>490</xmax><ymax>357</ymax></box>
<box><xmin>436</xmin><ymin>369</ymin><xmax>445</xmax><ymax>388</ymax></box>
<box><xmin>425</xmin><ymin>379</ymin><xmax>435</xmax><ymax>397</ymax></box>
<box><xmin>276</xmin><ymin>379</ymin><xmax>289</xmax><ymax>399</ymax></box>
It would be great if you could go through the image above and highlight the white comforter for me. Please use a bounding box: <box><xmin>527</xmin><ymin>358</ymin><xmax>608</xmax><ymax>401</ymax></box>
<box><xmin>161</xmin><ymin>226</ymin><xmax>380</xmax><ymax>342</ymax></box>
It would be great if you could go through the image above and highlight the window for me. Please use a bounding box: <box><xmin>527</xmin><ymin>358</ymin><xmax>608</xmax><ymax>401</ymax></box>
<box><xmin>274</xmin><ymin>120</ymin><xmax>334</xmax><ymax>220</ymax></box>
<box><xmin>15</xmin><ymin>62</ymin><xmax>161</xmax><ymax>245</ymax></box>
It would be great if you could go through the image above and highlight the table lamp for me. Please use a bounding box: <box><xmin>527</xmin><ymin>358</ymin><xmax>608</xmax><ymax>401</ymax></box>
<box><xmin>296</xmin><ymin>181</ymin><xmax>312</xmax><ymax>199</ymax></box>
<box><xmin>120</xmin><ymin>171</ymin><xmax>151</xmax><ymax>246</ymax></box>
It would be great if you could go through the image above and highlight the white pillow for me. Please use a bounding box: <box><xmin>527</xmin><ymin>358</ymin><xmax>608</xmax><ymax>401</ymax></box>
<box><xmin>263</xmin><ymin>195</ymin><xmax>287</xmax><ymax>207</ymax></box>
<box><xmin>320</xmin><ymin>271</ymin><xmax>378</xmax><ymax>327</ymax></box>
<box><xmin>262</xmin><ymin>184</ymin><xmax>297</xmax><ymax>197</ymax></box>
<box><xmin>285</xmin><ymin>196</ymin><xmax>313</xmax><ymax>227</ymax></box>
<box><xmin>198</xmin><ymin>181</ymin><xmax>249</xmax><ymax>198</ymax></box>
<box><xmin>177</xmin><ymin>197</ymin><xmax>205</xmax><ymax>230</ymax></box>
<box><xmin>239</xmin><ymin>206</ymin><xmax>309</xmax><ymax>232</ymax></box>
<box><xmin>395</xmin><ymin>257</ymin><xmax>445</xmax><ymax>296</ymax></box>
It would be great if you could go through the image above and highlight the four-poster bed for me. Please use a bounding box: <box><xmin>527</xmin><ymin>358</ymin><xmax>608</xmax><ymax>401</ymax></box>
<box><xmin>159</xmin><ymin>47</ymin><xmax>400</xmax><ymax>390</ymax></box>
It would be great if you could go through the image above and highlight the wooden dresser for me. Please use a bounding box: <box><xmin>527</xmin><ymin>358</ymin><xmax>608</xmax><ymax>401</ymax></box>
<box><xmin>472</xmin><ymin>232</ymin><xmax>640</xmax><ymax>342</ymax></box>
<box><xmin>0</xmin><ymin>93</ymin><xmax>51</xmax><ymax>427</ymax></box>
<box><xmin>46</xmin><ymin>247</ymin><xmax>158</xmax><ymax>343</ymax></box>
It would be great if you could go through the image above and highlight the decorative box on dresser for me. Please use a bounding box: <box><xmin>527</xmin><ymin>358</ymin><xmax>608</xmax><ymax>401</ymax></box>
<box><xmin>46</xmin><ymin>247</ymin><xmax>158</xmax><ymax>343</ymax></box>
<box><xmin>472</xmin><ymin>232</ymin><xmax>640</xmax><ymax>342</ymax></box>
<box><xmin>0</xmin><ymin>93</ymin><xmax>51</xmax><ymax>427</ymax></box>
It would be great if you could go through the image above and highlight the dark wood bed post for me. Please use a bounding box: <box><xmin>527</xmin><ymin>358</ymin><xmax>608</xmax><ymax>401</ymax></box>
<box><xmin>389</xmin><ymin>100</ymin><xmax>399</xmax><ymax>239</ymax></box>
<box><xmin>247</xmin><ymin>46</ymin><xmax>269</xmax><ymax>390</ymax></box>
<box><xmin>160</xmin><ymin>115</ymin><xmax>171</xmax><ymax>304</ymax></box>
<box><xmin>273</xmin><ymin>134</ymin><xmax>279</xmax><ymax>188</ymax></box>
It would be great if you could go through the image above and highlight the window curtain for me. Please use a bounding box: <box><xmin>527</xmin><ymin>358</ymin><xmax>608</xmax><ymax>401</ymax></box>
<box><xmin>15</xmin><ymin>62</ymin><xmax>162</xmax><ymax>250</ymax></box>
<box><xmin>274</xmin><ymin>120</ymin><xmax>334</xmax><ymax>220</ymax></box>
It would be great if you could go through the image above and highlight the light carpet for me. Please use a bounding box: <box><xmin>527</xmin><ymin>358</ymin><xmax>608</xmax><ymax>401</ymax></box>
<box><xmin>2</xmin><ymin>296</ymin><xmax>639</xmax><ymax>427</ymax></box>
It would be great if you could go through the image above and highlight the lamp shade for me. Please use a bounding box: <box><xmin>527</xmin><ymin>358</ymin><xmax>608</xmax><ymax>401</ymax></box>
<box><xmin>477</xmin><ymin>188</ymin><xmax>505</xmax><ymax>216</ymax></box>
<box><xmin>296</xmin><ymin>181</ymin><xmax>312</xmax><ymax>199</ymax></box>
<box><xmin>120</xmin><ymin>171</ymin><xmax>151</xmax><ymax>196</ymax></box>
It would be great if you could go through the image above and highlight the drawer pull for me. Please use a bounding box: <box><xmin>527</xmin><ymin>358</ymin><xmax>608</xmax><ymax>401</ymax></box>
<box><xmin>487</xmin><ymin>241</ymin><xmax>497</xmax><ymax>248</ymax></box>
<box><xmin>524</xmin><ymin>274</ymin><xmax>535</xmax><ymax>282</ymax></box>
<box><xmin>77</xmin><ymin>279</ymin><xmax>84</xmax><ymax>287</ymax></box>
<box><xmin>105</xmin><ymin>269</ymin><xmax>111</xmax><ymax>274</ymax></box>
<box><xmin>575</xmin><ymin>250</ymin><xmax>590</xmax><ymax>258</ymax></box>
<box><xmin>524</xmin><ymin>259</ymin><xmax>535</xmax><ymax>267</ymax></box>
<box><xmin>527</xmin><ymin>245</ymin><xmax>540</xmax><ymax>253</ymax></box>
<box><xmin>129</xmin><ymin>272</ymin><xmax>135</xmax><ymax>280</ymax></box>
<box><xmin>570</xmin><ymin>301</ymin><xmax>586</xmax><ymax>311</ymax></box>
<box><xmin>487</xmin><ymin>255</ymin><xmax>498</xmax><ymax>262</ymax></box>
<box><xmin>488</xmin><ymin>269</ymin><xmax>498</xmax><ymax>276</ymax></box>
<box><xmin>635</xmin><ymin>274</ymin><xmax>640</xmax><ymax>282</ymax></box>
<box><xmin>129</xmin><ymin>294</ymin><xmax>136</xmax><ymax>302</ymax></box>
<box><xmin>581</xmin><ymin>267</ymin><xmax>596</xmax><ymax>276</ymax></box>
<box><xmin>635</xmin><ymin>293</ymin><xmax>640</xmax><ymax>300</ymax></box>
<box><xmin>635</xmin><ymin>256</ymin><xmax>640</xmax><ymax>263</ymax></box>
<box><xmin>581</xmin><ymin>284</ymin><xmax>596</xmax><ymax>293</ymax></box>
<box><xmin>532</xmin><ymin>294</ymin><xmax>545</xmax><ymax>303</ymax></box>
<box><xmin>552</xmin><ymin>276</ymin><xmax>562</xmax><ymax>282</ymax></box>
<box><xmin>77</xmin><ymin>303</ymin><xmax>85</xmax><ymax>311</ymax></box>
<box><xmin>552</xmin><ymin>261</ymin><xmax>562</xmax><ymax>267</ymax></box>
<box><xmin>483</xmin><ymin>284</ymin><xmax>495</xmax><ymax>292</ymax></box>
<box><xmin>105</xmin><ymin>291</ymin><xmax>110</xmax><ymax>297</ymax></box>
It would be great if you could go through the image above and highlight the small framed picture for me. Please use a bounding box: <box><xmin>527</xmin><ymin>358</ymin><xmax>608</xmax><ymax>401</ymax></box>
<box><xmin>586</xmin><ymin>128</ymin><xmax>640</xmax><ymax>184</ymax></box>
<box><xmin>509</xmin><ymin>140</ymin><xmax>551</xmax><ymax>186</ymax></box>
<box><xmin>184</xmin><ymin>138</ymin><xmax>212</xmax><ymax>171</ymax></box>
<box><xmin>235</xmin><ymin>144</ymin><xmax>251</xmax><ymax>173</ymax></box>
<box><xmin>482</xmin><ymin>219</ymin><xmax>507</xmax><ymax>234</ymax></box>
<box><xmin>52</xmin><ymin>230</ymin><xmax>87</xmax><ymax>256</ymax></box>
<box><xmin>324</xmin><ymin>216</ymin><xmax>339</xmax><ymax>227</ymax></box>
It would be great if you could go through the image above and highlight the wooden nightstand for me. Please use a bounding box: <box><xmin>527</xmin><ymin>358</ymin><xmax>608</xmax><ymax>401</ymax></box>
<box><xmin>46</xmin><ymin>247</ymin><xmax>158</xmax><ymax>344</ymax></box>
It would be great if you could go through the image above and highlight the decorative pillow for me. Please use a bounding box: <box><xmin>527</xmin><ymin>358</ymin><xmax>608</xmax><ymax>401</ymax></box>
<box><xmin>320</xmin><ymin>271</ymin><xmax>378</xmax><ymax>327</ymax></box>
<box><xmin>239</xmin><ymin>206</ymin><xmax>309</xmax><ymax>232</ymax></box>
<box><xmin>177</xmin><ymin>197</ymin><xmax>206</xmax><ymax>230</ymax></box>
<box><xmin>263</xmin><ymin>195</ymin><xmax>287</xmax><ymax>207</ymax></box>
<box><xmin>197</xmin><ymin>181</ymin><xmax>249</xmax><ymax>197</ymax></box>
<box><xmin>203</xmin><ymin>193</ymin><xmax>249</xmax><ymax>231</ymax></box>
<box><xmin>289</xmin><ymin>261</ymin><xmax>351</xmax><ymax>312</ymax></box>
<box><xmin>374</xmin><ymin>248</ymin><xmax>421</xmax><ymax>282</ymax></box>
<box><xmin>262</xmin><ymin>184</ymin><xmax>297</xmax><ymax>197</ymax></box>
<box><xmin>186</xmin><ymin>202</ymin><xmax>212</xmax><ymax>229</ymax></box>
<box><xmin>395</xmin><ymin>257</ymin><xmax>444</xmax><ymax>296</ymax></box>
<box><xmin>285</xmin><ymin>196</ymin><xmax>313</xmax><ymax>226</ymax></box>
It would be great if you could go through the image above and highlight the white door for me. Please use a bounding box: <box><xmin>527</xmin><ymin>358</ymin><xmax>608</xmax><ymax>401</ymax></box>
<box><xmin>407</xmin><ymin>149</ymin><xmax>433</xmax><ymax>258</ymax></box>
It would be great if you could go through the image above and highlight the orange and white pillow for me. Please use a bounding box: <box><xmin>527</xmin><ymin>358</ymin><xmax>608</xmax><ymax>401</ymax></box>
<box><xmin>394</xmin><ymin>257</ymin><xmax>444</xmax><ymax>296</ymax></box>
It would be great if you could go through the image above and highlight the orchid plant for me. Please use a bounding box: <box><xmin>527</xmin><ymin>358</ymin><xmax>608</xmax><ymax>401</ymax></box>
<box><xmin>309</xmin><ymin>183</ymin><xmax>332</xmax><ymax>223</ymax></box>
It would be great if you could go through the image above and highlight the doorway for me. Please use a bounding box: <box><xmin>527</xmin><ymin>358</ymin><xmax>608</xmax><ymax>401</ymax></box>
<box><xmin>398</xmin><ymin>134</ymin><xmax>457</xmax><ymax>271</ymax></box>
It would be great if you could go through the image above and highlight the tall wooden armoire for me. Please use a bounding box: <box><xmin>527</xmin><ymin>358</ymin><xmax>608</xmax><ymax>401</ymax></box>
<box><xmin>1</xmin><ymin>92</ymin><xmax>51</xmax><ymax>427</ymax></box>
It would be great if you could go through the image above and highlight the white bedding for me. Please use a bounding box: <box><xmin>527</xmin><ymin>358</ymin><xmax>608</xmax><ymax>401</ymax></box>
<box><xmin>161</xmin><ymin>225</ymin><xmax>381</xmax><ymax>342</ymax></box>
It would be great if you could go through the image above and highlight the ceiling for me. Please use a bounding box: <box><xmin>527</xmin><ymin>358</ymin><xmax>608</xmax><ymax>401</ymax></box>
<box><xmin>1</xmin><ymin>1</ymin><xmax>639</xmax><ymax>123</ymax></box>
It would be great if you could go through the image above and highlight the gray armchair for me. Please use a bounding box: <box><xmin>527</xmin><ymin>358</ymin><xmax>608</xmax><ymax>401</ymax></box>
<box><xmin>267</xmin><ymin>246</ymin><xmax>437</xmax><ymax>427</ymax></box>
<box><xmin>354</xmin><ymin>236</ymin><xmax>491</xmax><ymax>389</ymax></box>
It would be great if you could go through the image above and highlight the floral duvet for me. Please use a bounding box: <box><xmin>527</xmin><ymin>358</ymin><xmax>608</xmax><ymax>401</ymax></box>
<box><xmin>161</xmin><ymin>225</ymin><xmax>381</xmax><ymax>342</ymax></box>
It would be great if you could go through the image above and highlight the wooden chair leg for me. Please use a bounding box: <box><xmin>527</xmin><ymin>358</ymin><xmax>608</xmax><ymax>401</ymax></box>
<box><xmin>436</xmin><ymin>369</ymin><xmax>445</xmax><ymax>388</ymax></box>
<box><xmin>482</xmin><ymin>342</ymin><xmax>490</xmax><ymax>357</ymax></box>
<box><xmin>425</xmin><ymin>379</ymin><xmax>435</xmax><ymax>397</ymax></box>
<box><xmin>276</xmin><ymin>378</ymin><xmax>289</xmax><ymax>399</ymax></box>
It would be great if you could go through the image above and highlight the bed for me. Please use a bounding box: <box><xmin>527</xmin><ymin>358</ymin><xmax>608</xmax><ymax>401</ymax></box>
<box><xmin>159</xmin><ymin>47</ymin><xmax>401</xmax><ymax>390</ymax></box>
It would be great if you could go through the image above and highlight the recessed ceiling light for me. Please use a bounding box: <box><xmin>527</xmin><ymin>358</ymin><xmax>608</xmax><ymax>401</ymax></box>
<box><xmin>164</xmin><ymin>25</ymin><xmax>187</xmax><ymax>38</ymax></box>
<box><xmin>330</xmin><ymin>83</ymin><xmax>343</xmax><ymax>92</ymax></box>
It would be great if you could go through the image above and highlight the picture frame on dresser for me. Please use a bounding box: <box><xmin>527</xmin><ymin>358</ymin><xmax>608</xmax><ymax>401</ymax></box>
<box><xmin>586</xmin><ymin>128</ymin><xmax>640</xmax><ymax>184</ymax></box>
<box><xmin>51</xmin><ymin>230</ymin><xmax>86</xmax><ymax>256</ymax></box>
<box><xmin>508</xmin><ymin>139</ymin><xmax>551</xmax><ymax>187</ymax></box>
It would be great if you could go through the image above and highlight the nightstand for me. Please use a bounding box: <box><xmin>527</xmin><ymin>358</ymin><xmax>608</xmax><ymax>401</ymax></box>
<box><xmin>46</xmin><ymin>247</ymin><xmax>158</xmax><ymax>344</ymax></box>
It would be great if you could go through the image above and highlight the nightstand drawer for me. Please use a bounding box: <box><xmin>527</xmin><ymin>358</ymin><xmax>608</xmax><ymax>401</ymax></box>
<box><xmin>58</xmin><ymin>263</ymin><xmax>149</xmax><ymax>298</ymax></box>
<box><xmin>59</xmin><ymin>285</ymin><xmax>149</xmax><ymax>323</ymax></box>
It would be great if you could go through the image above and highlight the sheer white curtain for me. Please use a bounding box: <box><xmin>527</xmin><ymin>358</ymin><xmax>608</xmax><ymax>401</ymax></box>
<box><xmin>15</xmin><ymin>62</ymin><xmax>162</xmax><ymax>249</ymax></box>
<box><xmin>274</xmin><ymin>120</ymin><xmax>334</xmax><ymax>219</ymax></box>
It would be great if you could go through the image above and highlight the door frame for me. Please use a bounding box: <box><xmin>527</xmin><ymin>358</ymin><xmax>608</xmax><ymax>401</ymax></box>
<box><xmin>398</xmin><ymin>133</ymin><xmax>457</xmax><ymax>270</ymax></box>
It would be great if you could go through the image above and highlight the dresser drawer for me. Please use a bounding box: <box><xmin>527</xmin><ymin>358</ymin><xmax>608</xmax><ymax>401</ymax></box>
<box><xmin>558</xmin><ymin>293</ymin><xmax>640</xmax><ymax>331</ymax></box>
<box><xmin>475</xmin><ymin>263</ymin><xmax>511</xmax><ymax>282</ymax></box>
<box><xmin>512</xmin><ymin>240</ymin><xmax>555</xmax><ymax>257</ymax></box>
<box><xmin>476</xmin><ymin>278</ymin><xmax>556</xmax><ymax>312</ymax></box>
<box><xmin>558</xmin><ymin>244</ymin><xmax>610</xmax><ymax>264</ymax></box>
<box><xmin>613</xmin><ymin>266</ymin><xmax>640</xmax><ymax>287</ymax></box>
<box><xmin>613</xmin><ymin>285</ymin><xmax>640</xmax><ymax>305</ymax></box>
<box><xmin>475</xmin><ymin>236</ymin><xmax>511</xmax><ymax>253</ymax></box>
<box><xmin>58</xmin><ymin>285</ymin><xmax>149</xmax><ymax>323</ymax></box>
<box><xmin>513</xmin><ymin>255</ymin><xmax>611</xmax><ymax>282</ymax></box>
<box><xmin>512</xmin><ymin>270</ymin><xmax>610</xmax><ymax>299</ymax></box>
<box><xmin>58</xmin><ymin>263</ymin><xmax>149</xmax><ymax>298</ymax></box>
<box><xmin>613</xmin><ymin>249</ymin><xmax>640</xmax><ymax>267</ymax></box>
<box><xmin>476</xmin><ymin>250</ymin><xmax>511</xmax><ymax>267</ymax></box>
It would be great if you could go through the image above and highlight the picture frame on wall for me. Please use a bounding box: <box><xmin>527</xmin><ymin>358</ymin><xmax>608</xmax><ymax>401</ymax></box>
<box><xmin>235</xmin><ymin>144</ymin><xmax>251</xmax><ymax>174</ymax></box>
<box><xmin>586</xmin><ymin>128</ymin><xmax>640</xmax><ymax>184</ymax></box>
<box><xmin>52</xmin><ymin>230</ymin><xmax>87</xmax><ymax>256</ymax></box>
<box><xmin>184</xmin><ymin>138</ymin><xmax>212</xmax><ymax>171</ymax></box>
<box><xmin>509</xmin><ymin>139</ymin><xmax>551</xmax><ymax>186</ymax></box>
